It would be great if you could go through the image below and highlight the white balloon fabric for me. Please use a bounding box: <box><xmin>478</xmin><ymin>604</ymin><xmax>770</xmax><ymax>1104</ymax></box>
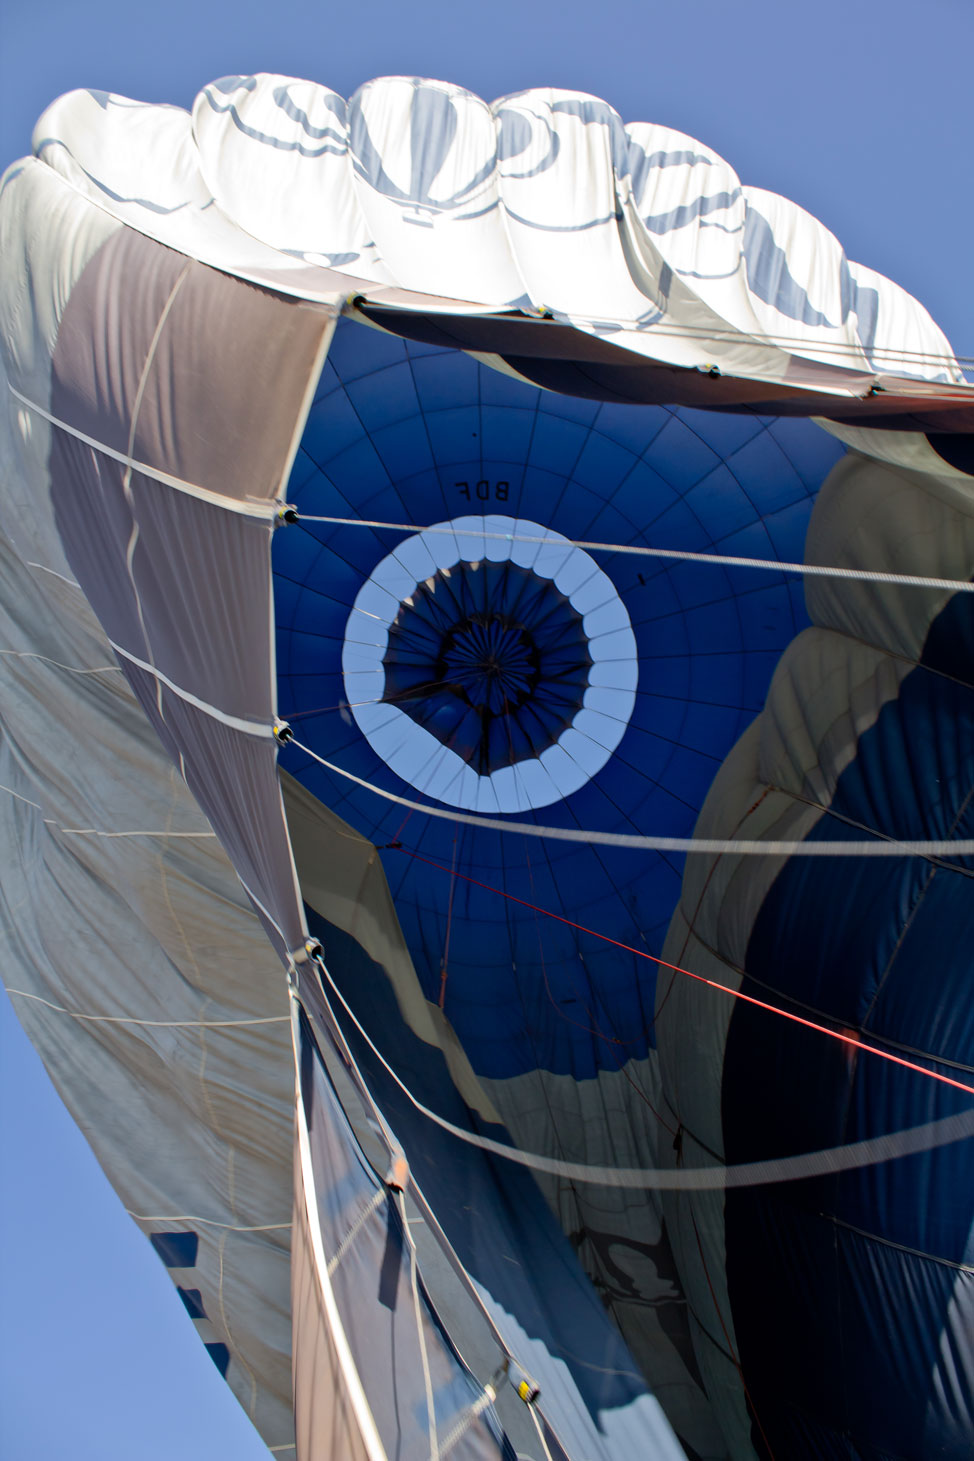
<box><xmin>2</xmin><ymin>71</ymin><xmax>973</xmax><ymax>1461</ymax></box>
<box><xmin>29</xmin><ymin>76</ymin><xmax>965</xmax><ymax>385</ymax></box>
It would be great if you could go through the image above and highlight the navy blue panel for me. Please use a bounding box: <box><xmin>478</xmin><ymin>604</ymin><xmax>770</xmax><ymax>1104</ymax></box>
<box><xmin>205</xmin><ymin>1342</ymin><xmax>230</xmax><ymax>1378</ymax></box>
<box><xmin>927</xmin><ymin>435</ymin><xmax>974</xmax><ymax>476</ymax></box>
<box><xmin>176</xmin><ymin>1286</ymin><xmax>206</xmax><ymax>1319</ymax></box>
<box><xmin>275</xmin><ymin>318</ymin><xmax>843</xmax><ymax>1089</ymax></box>
<box><xmin>149</xmin><ymin>1231</ymin><xmax>198</xmax><ymax>1268</ymax></box>
<box><xmin>921</xmin><ymin>574</ymin><xmax>974</xmax><ymax>686</ymax></box>
<box><xmin>722</xmin><ymin>584</ymin><xmax>974</xmax><ymax>1458</ymax></box>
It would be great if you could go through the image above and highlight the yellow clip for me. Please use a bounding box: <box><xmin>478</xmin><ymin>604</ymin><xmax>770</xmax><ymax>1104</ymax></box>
<box><xmin>517</xmin><ymin>1380</ymin><xmax>533</xmax><ymax>1403</ymax></box>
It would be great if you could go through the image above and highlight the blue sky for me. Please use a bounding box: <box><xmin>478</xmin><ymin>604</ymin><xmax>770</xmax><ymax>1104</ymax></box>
<box><xmin>1</xmin><ymin>2</ymin><xmax>971</xmax><ymax>1457</ymax></box>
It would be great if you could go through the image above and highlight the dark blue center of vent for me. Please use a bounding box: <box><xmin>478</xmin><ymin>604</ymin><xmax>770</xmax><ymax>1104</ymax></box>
<box><xmin>382</xmin><ymin>560</ymin><xmax>591</xmax><ymax>776</ymax></box>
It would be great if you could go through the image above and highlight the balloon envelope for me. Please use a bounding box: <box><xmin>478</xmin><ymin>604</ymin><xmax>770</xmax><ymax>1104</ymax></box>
<box><xmin>1</xmin><ymin>72</ymin><xmax>973</xmax><ymax>1461</ymax></box>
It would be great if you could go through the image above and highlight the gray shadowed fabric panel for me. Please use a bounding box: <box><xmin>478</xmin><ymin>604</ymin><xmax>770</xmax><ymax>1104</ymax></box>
<box><xmin>49</xmin><ymin>224</ymin><xmax>337</xmax><ymax>503</ymax></box>
<box><xmin>47</xmin><ymin>449</ymin><xmax>280</xmax><ymax>722</ymax></box>
<box><xmin>124</xmin><ymin>670</ymin><xmax>306</xmax><ymax>958</ymax></box>
<box><xmin>45</xmin><ymin>223</ymin><xmax>341</xmax><ymax>955</ymax></box>
<box><xmin>45</xmin><ymin>224</ymin><xmax>188</xmax><ymax>458</ymax></box>
<box><xmin>0</xmin><ymin>535</ymin><xmax>296</xmax><ymax>1448</ymax></box>
<box><xmin>803</xmin><ymin>450</ymin><xmax>974</xmax><ymax>663</ymax></box>
<box><xmin>0</xmin><ymin>171</ymin><xmax>307</xmax><ymax>1451</ymax></box>
<box><xmin>46</xmin><ymin>438</ymin><xmax>152</xmax><ymax>662</ymax></box>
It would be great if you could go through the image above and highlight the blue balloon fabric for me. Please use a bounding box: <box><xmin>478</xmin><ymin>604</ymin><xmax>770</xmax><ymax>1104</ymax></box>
<box><xmin>275</xmin><ymin>317</ymin><xmax>844</xmax><ymax>1085</ymax></box>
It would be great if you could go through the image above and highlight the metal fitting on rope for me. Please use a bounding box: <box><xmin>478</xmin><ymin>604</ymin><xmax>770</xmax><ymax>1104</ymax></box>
<box><xmin>386</xmin><ymin>1153</ymin><xmax>409</xmax><ymax>1192</ymax></box>
<box><xmin>304</xmin><ymin>938</ymin><xmax>323</xmax><ymax>962</ymax></box>
<box><xmin>508</xmin><ymin>1361</ymin><xmax>540</xmax><ymax>1405</ymax></box>
<box><xmin>273</xmin><ymin>721</ymin><xmax>293</xmax><ymax>745</ymax></box>
<box><xmin>276</xmin><ymin>504</ymin><xmax>299</xmax><ymax>525</ymax></box>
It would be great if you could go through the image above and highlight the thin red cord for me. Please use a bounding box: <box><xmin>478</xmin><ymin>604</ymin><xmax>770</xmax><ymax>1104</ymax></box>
<box><xmin>395</xmin><ymin>845</ymin><xmax>974</xmax><ymax>1101</ymax></box>
<box><xmin>519</xmin><ymin>830</ymin><xmax>679</xmax><ymax>1134</ymax></box>
<box><xmin>438</xmin><ymin>831</ymin><xmax>460</xmax><ymax>1010</ymax></box>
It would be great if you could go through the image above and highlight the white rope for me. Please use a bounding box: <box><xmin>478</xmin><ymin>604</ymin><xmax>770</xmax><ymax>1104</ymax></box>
<box><xmin>433</xmin><ymin>1390</ymin><xmax>494</xmax><ymax>1460</ymax></box>
<box><xmin>126</xmin><ymin>1211</ymin><xmax>291</xmax><ymax>1232</ymax></box>
<box><xmin>9</xmin><ymin>384</ymin><xmax>278</xmax><ymax>521</ymax></box>
<box><xmin>314</xmin><ymin>958</ymin><xmax>974</xmax><ymax>1193</ymax></box>
<box><xmin>0</xmin><ymin>649</ymin><xmax>122</xmax><ymax>675</ymax></box>
<box><xmin>0</xmin><ymin>779</ymin><xmax>215</xmax><ymax>839</ymax></box>
<box><xmin>401</xmin><ymin>1188</ymin><xmax>439</xmax><ymax>1461</ymax></box>
<box><xmin>290</xmin><ymin>738</ymin><xmax>974</xmax><ymax>862</ymax></box>
<box><xmin>26</xmin><ymin>562</ymin><xmax>81</xmax><ymax>589</ymax></box>
<box><xmin>294</xmin><ymin>514</ymin><xmax>974</xmax><ymax>595</ymax></box>
<box><xmin>110</xmin><ymin>641</ymin><xmax>276</xmax><ymax>739</ymax></box>
<box><xmin>359</xmin><ymin>296</ymin><xmax>974</xmax><ymax>373</ymax></box>
<box><xmin>527</xmin><ymin>1399</ymin><xmax>557</xmax><ymax>1461</ymax></box>
<box><xmin>326</xmin><ymin>1188</ymin><xmax>386</xmax><ymax>1277</ymax></box>
<box><xmin>6</xmin><ymin>988</ymin><xmax>288</xmax><ymax>1030</ymax></box>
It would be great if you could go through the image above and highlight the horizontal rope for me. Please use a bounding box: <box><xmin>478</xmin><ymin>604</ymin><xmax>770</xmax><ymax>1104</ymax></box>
<box><xmin>0</xmin><ymin>779</ymin><xmax>216</xmax><ymax>839</ymax></box>
<box><xmin>313</xmin><ymin>958</ymin><xmax>974</xmax><ymax>1192</ymax></box>
<box><xmin>565</xmin><ymin>316</ymin><xmax>974</xmax><ymax>374</ymax></box>
<box><xmin>7</xmin><ymin>988</ymin><xmax>289</xmax><ymax>1030</ymax></box>
<box><xmin>110</xmin><ymin>640</ymin><xmax>276</xmax><ymax>739</ymax></box>
<box><xmin>9</xmin><ymin>384</ymin><xmax>278</xmax><ymax>521</ymax></box>
<box><xmin>289</xmin><ymin>738</ymin><xmax>974</xmax><ymax>862</ymax></box>
<box><xmin>0</xmin><ymin>648</ymin><xmax>122</xmax><ymax>675</ymax></box>
<box><xmin>126</xmin><ymin>1211</ymin><xmax>291</xmax><ymax>1232</ymax></box>
<box><xmin>362</xmin><ymin>295</ymin><xmax>974</xmax><ymax>373</ymax></box>
<box><xmin>293</xmin><ymin>515</ymin><xmax>974</xmax><ymax>595</ymax></box>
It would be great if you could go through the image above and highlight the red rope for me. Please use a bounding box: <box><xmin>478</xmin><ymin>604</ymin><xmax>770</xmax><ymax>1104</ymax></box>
<box><xmin>394</xmin><ymin>846</ymin><xmax>974</xmax><ymax>1100</ymax></box>
<box><xmin>437</xmin><ymin>832</ymin><xmax>460</xmax><ymax>1010</ymax></box>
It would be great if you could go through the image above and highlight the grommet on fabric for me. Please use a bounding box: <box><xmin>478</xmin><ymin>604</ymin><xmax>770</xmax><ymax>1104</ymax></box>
<box><xmin>276</xmin><ymin>505</ymin><xmax>299</xmax><ymax>526</ymax></box>
<box><xmin>273</xmin><ymin>721</ymin><xmax>293</xmax><ymax>745</ymax></box>
<box><xmin>304</xmin><ymin>938</ymin><xmax>323</xmax><ymax>961</ymax></box>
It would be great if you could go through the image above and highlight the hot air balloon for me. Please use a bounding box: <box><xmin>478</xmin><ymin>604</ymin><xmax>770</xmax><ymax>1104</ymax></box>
<box><xmin>1</xmin><ymin>74</ymin><xmax>972</xmax><ymax>1461</ymax></box>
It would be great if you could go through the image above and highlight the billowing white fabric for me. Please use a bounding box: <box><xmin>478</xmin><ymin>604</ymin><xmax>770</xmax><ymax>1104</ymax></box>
<box><xmin>28</xmin><ymin>75</ymin><xmax>964</xmax><ymax>388</ymax></box>
<box><xmin>347</xmin><ymin>78</ymin><xmax>527</xmax><ymax>306</ymax></box>
<box><xmin>33</xmin><ymin>89</ymin><xmax>352</xmax><ymax>306</ymax></box>
<box><xmin>192</xmin><ymin>76</ymin><xmax>392</xmax><ymax>282</ymax></box>
<box><xmin>491</xmin><ymin>90</ymin><xmax>788</xmax><ymax>381</ymax></box>
<box><xmin>0</xmin><ymin>162</ymin><xmax>298</xmax><ymax>1445</ymax></box>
